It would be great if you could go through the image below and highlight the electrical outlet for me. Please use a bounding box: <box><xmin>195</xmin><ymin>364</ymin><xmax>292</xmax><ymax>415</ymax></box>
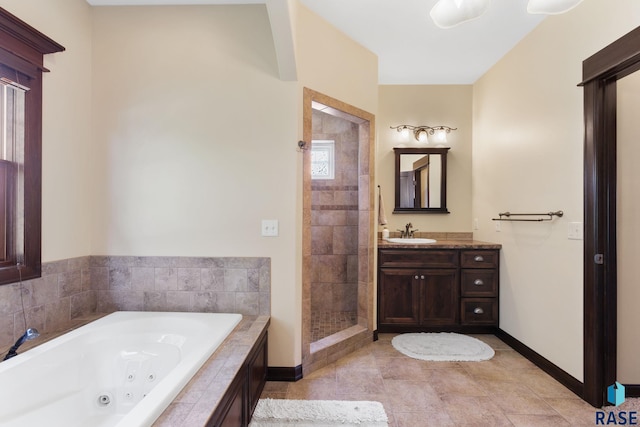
<box><xmin>261</xmin><ymin>219</ymin><xmax>279</xmax><ymax>237</ymax></box>
<box><xmin>568</xmin><ymin>222</ymin><xmax>583</xmax><ymax>240</ymax></box>
<box><xmin>473</xmin><ymin>218</ymin><xmax>479</xmax><ymax>230</ymax></box>
<box><xmin>494</xmin><ymin>221</ymin><xmax>501</xmax><ymax>232</ymax></box>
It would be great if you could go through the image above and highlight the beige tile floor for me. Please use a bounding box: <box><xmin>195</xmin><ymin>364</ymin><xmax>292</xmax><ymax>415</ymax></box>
<box><xmin>259</xmin><ymin>333</ymin><xmax>608</xmax><ymax>426</ymax></box>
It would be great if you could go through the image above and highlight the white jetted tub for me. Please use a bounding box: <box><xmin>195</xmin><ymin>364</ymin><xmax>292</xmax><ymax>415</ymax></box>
<box><xmin>0</xmin><ymin>311</ymin><xmax>242</xmax><ymax>427</ymax></box>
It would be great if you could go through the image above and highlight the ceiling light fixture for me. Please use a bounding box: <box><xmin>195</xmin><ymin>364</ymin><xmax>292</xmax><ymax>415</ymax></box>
<box><xmin>430</xmin><ymin>0</ymin><xmax>584</xmax><ymax>29</ymax></box>
<box><xmin>430</xmin><ymin>0</ymin><xmax>490</xmax><ymax>29</ymax></box>
<box><xmin>391</xmin><ymin>125</ymin><xmax>457</xmax><ymax>143</ymax></box>
<box><xmin>526</xmin><ymin>0</ymin><xmax>584</xmax><ymax>14</ymax></box>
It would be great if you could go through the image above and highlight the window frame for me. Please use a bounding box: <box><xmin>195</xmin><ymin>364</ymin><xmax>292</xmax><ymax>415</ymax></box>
<box><xmin>0</xmin><ymin>7</ymin><xmax>64</xmax><ymax>285</ymax></box>
<box><xmin>310</xmin><ymin>139</ymin><xmax>335</xmax><ymax>180</ymax></box>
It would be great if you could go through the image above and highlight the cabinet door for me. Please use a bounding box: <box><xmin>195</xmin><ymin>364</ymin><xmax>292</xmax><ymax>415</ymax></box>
<box><xmin>247</xmin><ymin>331</ymin><xmax>268</xmax><ymax>421</ymax></box>
<box><xmin>379</xmin><ymin>269</ymin><xmax>420</xmax><ymax>325</ymax></box>
<box><xmin>420</xmin><ymin>269</ymin><xmax>459</xmax><ymax>326</ymax></box>
<box><xmin>208</xmin><ymin>369</ymin><xmax>246</xmax><ymax>427</ymax></box>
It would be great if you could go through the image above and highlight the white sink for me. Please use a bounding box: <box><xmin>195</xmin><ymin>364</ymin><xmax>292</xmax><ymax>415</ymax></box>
<box><xmin>385</xmin><ymin>238</ymin><xmax>437</xmax><ymax>244</ymax></box>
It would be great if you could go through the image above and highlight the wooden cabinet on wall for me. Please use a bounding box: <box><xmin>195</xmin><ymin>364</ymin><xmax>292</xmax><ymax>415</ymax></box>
<box><xmin>378</xmin><ymin>247</ymin><xmax>499</xmax><ymax>333</ymax></box>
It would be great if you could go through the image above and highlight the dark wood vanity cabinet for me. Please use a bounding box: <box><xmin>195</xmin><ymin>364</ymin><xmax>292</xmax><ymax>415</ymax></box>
<box><xmin>378</xmin><ymin>247</ymin><xmax>499</xmax><ymax>333</ymax></box>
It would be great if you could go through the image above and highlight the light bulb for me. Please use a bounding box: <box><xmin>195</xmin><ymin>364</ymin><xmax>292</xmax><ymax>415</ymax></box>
<box><xmin>417</xmin><ymin>130</ymin><xmax>428</xmax><ymax>143</ymax></box>
<box><xmin>434</xmin><ymin>128</ymin><xmax>448</xmax><ymax>143</ymax></box>
<box><xmin>400</xmin><ymin>127</ymin><xmax>410</xmax><ymax>139</ymax></box>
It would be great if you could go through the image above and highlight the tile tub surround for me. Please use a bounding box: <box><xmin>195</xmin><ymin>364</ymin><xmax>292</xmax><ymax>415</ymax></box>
<box><xmin>0</xmin><ymin>256</ymin><xmax>95</xmax><ymax>350</ymax></box>
<box><xmin>89</xmin><ymin>256</ymin><xmax>271</xmax><ymax>316</ymax></box>
<box><xmin>0</xmin><ymin>256</ymin><xmax>270</xmax><ymax>350</ymax></box>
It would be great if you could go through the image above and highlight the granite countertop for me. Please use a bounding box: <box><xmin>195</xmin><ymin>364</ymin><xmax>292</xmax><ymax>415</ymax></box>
<box><xmin>378</xmin><ymin>239</ymin><xmax>501</xmax><ymax>249</ymax></box>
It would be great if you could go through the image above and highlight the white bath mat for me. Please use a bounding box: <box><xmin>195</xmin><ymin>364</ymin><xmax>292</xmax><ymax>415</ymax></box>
<box><xmin>249</xmin><ymin>398</ymin><xmax>389</xmax><ymax>426</ymax></box>
<box><xmin>391</xmin><ymin>332</ymin><xmax>495</xmax><ymax>361</ymax></box>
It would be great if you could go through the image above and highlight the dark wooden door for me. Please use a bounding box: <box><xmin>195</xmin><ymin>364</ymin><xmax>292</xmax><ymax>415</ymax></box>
<box><xmin>582</xmin><ymin>25</ymin><xmax>640</xmax><ymax>407</ymax></box>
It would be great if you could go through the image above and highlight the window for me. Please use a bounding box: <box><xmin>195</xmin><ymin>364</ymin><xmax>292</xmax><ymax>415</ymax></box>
<box><xmin>0</xmin><ymin>77</ymin><xmax>26</xmax><ymax>264</ymax></box>
<box><xmin>311</xmin><ymin>140</ymin><xmax>335</xmax><ymax>180</ymax></box>
<box><xmin>0</xmin><ymin>8</ymin><xmax>64</xmax><ymax>284</ymax></box>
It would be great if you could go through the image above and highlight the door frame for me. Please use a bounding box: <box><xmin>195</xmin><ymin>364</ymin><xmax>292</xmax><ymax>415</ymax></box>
<box><xmin>582</xmin><ymin>25</ymin><xmax>640</xmax><ymax>407</ymax></box>
<box><xmin>301</xmin><ymin>87</ymin><xmax>376</xmax><ymax>374</ymax></box>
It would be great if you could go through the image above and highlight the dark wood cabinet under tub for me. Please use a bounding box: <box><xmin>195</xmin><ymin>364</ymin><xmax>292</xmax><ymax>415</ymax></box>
<box><xmin>207</xmin><ymin>328</ymin><xmax>268</xmax><ymax>427</ymax></box>
<box><xmin>378</xmin><ymin>242</ymin><xmax>501</xmax><ymax>333</ymax></box>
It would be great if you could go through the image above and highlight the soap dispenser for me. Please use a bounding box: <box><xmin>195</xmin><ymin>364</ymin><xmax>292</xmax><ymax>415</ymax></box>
<box><xmin>382</xmin><ymin>227</ymin><xmax>389</xmax><ymax>239</ymax></box>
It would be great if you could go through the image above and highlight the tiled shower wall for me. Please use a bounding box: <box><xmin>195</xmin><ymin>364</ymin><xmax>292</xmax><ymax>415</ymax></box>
<box><xmin>0</xmin><ymin>256</ymin><xmax>270</xmax><ymax>349</ymax></box>
<box><xmin>310</xmin><ymin>110</ymin><xmax>359</xmax><ymax>315</ymax></box>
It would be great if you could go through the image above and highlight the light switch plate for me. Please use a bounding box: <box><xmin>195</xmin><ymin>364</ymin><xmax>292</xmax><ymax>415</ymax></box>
<box><xmin>568</xmin><ymin>222</ymin><xmax>583</xmax><ymax>240</ymax></box>
<box><xmin>261</xmin><ymin>219</ymin><xmax>279</xmax><ymax>237</ymax></box>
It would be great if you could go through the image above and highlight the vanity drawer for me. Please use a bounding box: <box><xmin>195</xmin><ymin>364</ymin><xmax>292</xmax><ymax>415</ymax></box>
<box><xmin>461</xmin><ymin>298</ymin><xmax>498</xmax><ymax>325</ymax></box>
<box><xmin>379</xmin><ymin>249</ymin><xmax>459</xmax><ymax>268</ymax></box>
<box><xmin>461</xmin><ymin>270</ymin><xmax>498</xmax><ymax>297</ymax></box>
<box><xmin>460</xmin><ymin>250</ymin><xmax>499</xmax><ymax>269</ymax></box>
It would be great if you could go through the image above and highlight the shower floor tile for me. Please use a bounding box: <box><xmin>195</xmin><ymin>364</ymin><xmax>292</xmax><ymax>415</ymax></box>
<box><xmin>311</xmin><ymin>311</ymin><xmax>357</xmax><ymax>342</ymax></box>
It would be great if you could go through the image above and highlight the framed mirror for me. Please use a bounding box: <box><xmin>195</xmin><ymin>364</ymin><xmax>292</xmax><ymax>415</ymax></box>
<box><xmin>393</xmin><ymin>147</ymin><xmax>450</xmax><ymax>214</ymax></box>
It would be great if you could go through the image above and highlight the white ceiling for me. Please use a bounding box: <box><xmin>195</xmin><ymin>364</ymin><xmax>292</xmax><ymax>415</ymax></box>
<box><xmin>298</xmin><ymin>0</ymin><xmax>547</xmax><ymax>84</ymax></box>
<box><xmin>86</xmin><ymin>0</ymin><xmax>548</xmax><ymax>84</ymax></box>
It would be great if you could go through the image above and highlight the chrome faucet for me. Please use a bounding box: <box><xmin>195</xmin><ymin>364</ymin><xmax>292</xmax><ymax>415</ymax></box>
<box><xmin>397</xmin><ymin>223</ymin><xmax>419</xmax><ymax>238</ymax></box>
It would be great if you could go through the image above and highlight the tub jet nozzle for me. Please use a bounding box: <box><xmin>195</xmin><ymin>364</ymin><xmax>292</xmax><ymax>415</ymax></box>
<box><xmin>3</xmin><ymin>328</ymin><xmax>40</xmax><ymax>361</ymax></box>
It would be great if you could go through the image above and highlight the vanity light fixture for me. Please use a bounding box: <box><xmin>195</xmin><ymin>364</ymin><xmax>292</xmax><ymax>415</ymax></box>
<box><xmin>430</xmin><ymin>0</ymin><xmax>584</xmax><ymax>29</ymax></box>
<box><xmin>390</xmin><ymin>125</ymin><xmax>457</xmax><ymax>143</ymax></box>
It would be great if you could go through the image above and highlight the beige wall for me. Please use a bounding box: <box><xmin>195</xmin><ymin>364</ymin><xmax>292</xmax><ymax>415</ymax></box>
<box><xmin>473</xmin><ymin>0</ymin><xmax>640</xmax><ymax>381</ymax></box>
<box><xmin>89</xmin><ymin>1</ymin><xmax>377</xmax><ymax>368</ymax></box>
<box><xmin>293</xmin><ymin>2</ymin><xmax>378</xmax><ymax>116</ymax></box>
<box><xmin>378</xmin><ymin>85</ymin><xmax>473</xmax><ymax>232</ymax></box>
<box><xmin>617</xmin><ymin>70</ymin><xmax>640</xmax><ymax>384</ymax></box>
<box><xmin>0</xmin><ymin>0</ymin><xmax>378</xmax><ymax>369</ymax></box>
<box><xmin>91</xmin><ymin>4</ymin><xmax>301</xmax><ymax>366</ymax></box>
<box><xmin>0</xmin><ymin>0</ymin><xmax>94</xmax><ymax>262</ymax></box>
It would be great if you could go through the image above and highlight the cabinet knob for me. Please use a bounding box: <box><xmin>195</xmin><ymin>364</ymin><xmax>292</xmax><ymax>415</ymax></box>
<box><xmin>421</xmin><ymin>275</ymin><xmax>425</xmax><ymax>280</ymax></box>
<box><xmin>474</xmin><ymin>255</ymin><xmax>484</xmax><ymax>262</ymax></box>
<box><xmin>474</xmin><ymin>279</ymin><xmax>484</xmax><ymax>286</ymax></box>
<box><xmin>414</xmin><ymin>275</ymin><xmax>419</xmax><ymax>280</ymax></box>
<box><xmin>473</xmin><ymin>307</ymin><xmax>484</xmax><ymax>315</ymax></box>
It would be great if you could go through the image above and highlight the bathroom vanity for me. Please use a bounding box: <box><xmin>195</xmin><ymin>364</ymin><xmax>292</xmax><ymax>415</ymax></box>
<box><xmin>377</xmin><ymin>240</ymin><xmax>501</xmax><ymax>333</ymax></box>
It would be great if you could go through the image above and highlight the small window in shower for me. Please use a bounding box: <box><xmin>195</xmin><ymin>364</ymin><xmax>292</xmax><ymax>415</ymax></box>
<box><xmin>311</xmin><ymin>140</ymin><xmax>335</xmax><ymax>180</ymax></box>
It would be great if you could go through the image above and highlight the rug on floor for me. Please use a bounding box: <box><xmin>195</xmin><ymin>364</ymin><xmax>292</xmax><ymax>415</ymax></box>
<box><xmin>391</xmin><ymin>332</ymin><xmax>495</xmax><ymax>361</ymax></box>
<box><xmin>249</xmin><ymin>398</ymin><xmax>389</xmax><ymax>427</ymax></box>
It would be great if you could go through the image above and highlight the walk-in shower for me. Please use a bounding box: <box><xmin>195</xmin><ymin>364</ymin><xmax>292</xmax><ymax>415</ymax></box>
<box><xmin>302</xmin><ymin>88</ymin><xmax>375</xmax><ymax>375</ymax></box>
<box><xmin>309</xmin><ymin>109</ymin><xmax>360</xmax><ymax>342</ymax></box>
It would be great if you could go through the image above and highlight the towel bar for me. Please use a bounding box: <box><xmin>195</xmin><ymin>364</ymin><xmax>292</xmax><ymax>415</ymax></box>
<box><xmin>491</xmin><ymin>211</ymin><xmax>563</xmax><ymax>222</ymax></box>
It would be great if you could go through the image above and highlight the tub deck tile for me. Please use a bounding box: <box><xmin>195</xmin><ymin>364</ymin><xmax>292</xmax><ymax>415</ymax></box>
<box><xmin>153</xmin><ymin>315</ymin><xmax>270</xmax><ymax>427</ymax></box>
